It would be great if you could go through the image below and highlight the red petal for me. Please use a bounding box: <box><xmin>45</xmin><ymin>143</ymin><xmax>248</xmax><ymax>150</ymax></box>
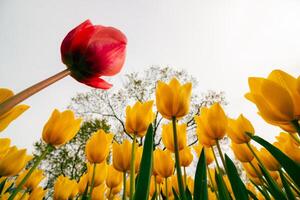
<box><xmin>79</xmin><ymin>77</ymin><xmax>113</xmax><ymax>89</ymax></box>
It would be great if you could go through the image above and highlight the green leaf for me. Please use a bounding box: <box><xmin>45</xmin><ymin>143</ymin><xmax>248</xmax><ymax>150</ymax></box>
<box><xmin>259</xmin><ymin>165</ymin><xmax>287</xmax><ymax>200</ymax></box>
<box><xmin>250</xmin><ymin>135</ymin><xmax>300</xmax><ymax>188</ymax></box>
<box><xmin>247</xmin><ymin>189</ymin><xmax>259</xmax><ymax>200</ymax></box>
<box><xmin>0</xmin><ymin>178</ymin><xmax>6</xmax><ymax>194</ymax></box>
<box><xmin>134</xmin><ymin>124</ymin><xmax>154</xmax><ymax>200</ymax></box>
<box><xmin>194</xmin><ymin>149</ymin><xmax>208</xmax><ymax>200</ymax></box>
<box><xmin>150</xmin><ymin>192</ymin><xmax>157</xmax><ymax>200</ymax></box>
<box><xmin>279</xmin><ymin>170</ymin><xmax>296</xmax><ymax>200</ymax></box>
<box><xmin>215</xmin><ymin>170</ymin><xmax>231</xmax><ymax>200</ymax></box>
<box><xmin>172</xmin><ymin>188</ymin><xmax>181</xmax><ymax>200</ymax></box>
<box><xmin>225</xmin><ymin>154</ymin><xmax>248</xmax><ymax>200</ymax></box>
<box><xmin>185</xmin><ymin>187</ymin><xmax>192</xmax><ymax>200</ymax></box>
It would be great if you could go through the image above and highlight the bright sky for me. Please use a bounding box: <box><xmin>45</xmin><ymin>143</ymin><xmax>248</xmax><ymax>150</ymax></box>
<box><xmin>1</xmin><ymin>0</ymin><xmax>300</xmax><ymax>152</ymax></box>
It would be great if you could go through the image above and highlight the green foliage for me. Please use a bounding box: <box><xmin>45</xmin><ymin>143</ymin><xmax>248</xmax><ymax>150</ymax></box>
<box><xmin>31</xmin><ymin>119</ymin><xmax>110</xmax><ymax>194</ymax></box>
<box><xmin>194</xmin><ymin>149</ymin><xmax>208</xmax><ymax>200</ymax></box>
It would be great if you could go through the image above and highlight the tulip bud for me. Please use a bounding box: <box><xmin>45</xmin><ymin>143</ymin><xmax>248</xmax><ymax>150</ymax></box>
<box><xmin>156</xmin><ymin>78</ymin><xmax>192</xmax><ymax>120</ymax></box>
<box><xmin>106</xmin><ymin>165</ymin><xmax>123</xmax><ymax>189</ymax></box>
<box><xmin>125</xmin><ymin>101</ymin><xmax>154</xmax><ymax>137</ymax></box>
<box><xmin>227</xmin><ymin>114</ymin><xmax>254</xmax><ymax>144</ymax></box>
<box><xmin>78</xmin><ymin>173</ymin><xmax>88</xmax><ymax>194</ymax></box>
<box><xmin>193</xmin><ymin>143</ymin><xmax>215</xmax><ymax>165</ymax></box>
<box><xmin>161</xmin><ymin>178</ymin><xmax>173</xmax><ymax>197</ymax></box>
<box><xmin>85</xmin><ymin>129</ymin><xmax>113</xmax><ymax>163</ymax></box>
<box><xmin>179</xmin><ymin>147</ymin><xmax>193</xmax><ymax>167</ymax></box>
<box><xmin>0</xmin><ymin>88</ymin><xmax>29</xmax><ymax>132</ymax></box>
<box><xmin>0</xmin><ymin>146</ymin><xmax>31</xmax><ymax>177</ymax></box>
<box><xmin>87</xmin><ymin>162</ymin><xmax>108</xmax><ymax>187</ymax></box>
<box><xmin>162</xmin><ymin>122</ymin><xmax>187</xmax><ymax>152</ymax></box>
<box><xmin>61</xmin><ymin>20</ymin><xmax>127</xmax><ymax>89</ymax></box>
<box><xmin>231</xmin><ymin>142</ymin><xmax>254</xmax><ymax>163</ymax></box>
<box><xmin>29</xmin><ymin>187</ymin><xmax>47</xmax><ymax>200</ymax></box>
<box><xmin>42</xmin><ymin>109</ymin><xmax>82</xmax><ymax>146</ymax></box>
<box><xmin>112</xmin><ymin>140</ymin><xmax>131</xmax><ymax>172</ymax></box>
<box><xmin>91</xmin><ymin>184</ymin><xmax>106</xmax><ymax>200</ymax></box>
<box><xmin>53</xmin><ymin>176</ymin><xmax>78</xmax><ymax>200</ymax></box>
<box><xmin>259</xmin><ymin>148</ymin><xmax>280</xmax><ymax>171</ymax></box>
<box><xmin>15</xmin><ymin>169</ymin><xmax>45</xmax><ymax>190</ymax></box>
<box><xmin>0</xmin><ymin>138</ymin><xmax>11</xmax><ymax>155</ymax></box>
<box><xmin>153</xmin><ymin>149</ymin><xmax>174</xmax><ymax>178</ymax></box>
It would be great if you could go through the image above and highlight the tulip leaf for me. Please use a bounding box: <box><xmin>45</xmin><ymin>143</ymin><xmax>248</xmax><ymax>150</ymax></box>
<box><xmin>225</xmin><ymin>154</ymin><xmax>248</xmax><ymax>200</ymax></box>
<box><xmin>185</xmin><ymin>187</ymin><xmax>192</xmax><ymax>200</ymax></box>
<box><xmin>194</xmin><ymin>149</ymin><xmax>208</xmax><ymax>200</ymax></box>
<box><xmin>134</xmin><ymin>124</ymin><xmax>154</xmax><ymax>200</ymax></box>
<box><xmin>247</xmin><ymin>189</ymin><xmax>259</xmax><ymax>200</ymax></box>
<box><xmin>150</xmin><ymin>192</ymin><xmax>157</xmax><ymax>200</ymax></box>
<box><xmin>172</xmin><ymin>188</ymin><xmax>181</xmax><ymax>200</ymax></box>
<box><xmin>259</xmin><ymin>165</ymin><xmax>287</xmax><ymax>200</ymax></box>
<box><xmin>0</xmin><ymin>178</ymin><xmax>6</xmax><ymax>194</ymax></box>
<box><xmin>279</xmin><ymin>170</ymin><xmax>296</xmax><ymax>200</ymax></box>
<box><xmin>215</xmin><ymin>170</ymin><xmax>231</xmax><ymax>200</ymax></box>
<box><xmin>250</xmin><ymin>135</ymin><xmax>300</xmax><ymax>188</ymax></box>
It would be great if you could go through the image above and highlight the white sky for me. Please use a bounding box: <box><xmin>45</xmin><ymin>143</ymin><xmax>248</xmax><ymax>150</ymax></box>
<box><xmin>1</xmin><ymin>0</ymin><xmax>300</xmax><ymax>152</ymax></box>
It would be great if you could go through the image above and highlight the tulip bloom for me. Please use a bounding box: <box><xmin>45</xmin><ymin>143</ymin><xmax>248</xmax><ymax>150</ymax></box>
<box><xmin>231</xmin><ymin>143</ymin><xmax>254</xmax><ymax>163</ymax></box>
<box><xmin>0</xmin><ymin>146</ymin><xmax>31</xmax><ymax>177</ymax></box>
<box><xmin>87</xmin><ymin>162</ymin><xmax>108</xmax><ymax>187</ymax></box>
<box><xmin>196</xmin><ymin>103</ymin><xmax>228</xmax><ymax>140</ymax></box>
<box><xmin>106</xmin><ymin>165</ymin><xmax>123</xmax><ymax>189</ymax></box>
<box><xmin>15</xmin><ymin>169</ymin><xmax>45</xmax><ymax>189</ymax></box>
<box><xmin>162</xmin><ymin>123</ymin><xmax>187</xmax><ymax>152</ymax></box>
<box><xmin>245</xmin><ymin>70</ymin><xmax>300</xmax><ymax>131</ymax></box>
<box><xmin>78</xmin><ymin>173</ymin><xmax>88</xmax><ymax>194</ymax></box>
<box><xmin>53</xmin><ymin>176</ymin><xmax>78</xmax><ymax>200</ymax></box>
<box><xmin>91</xmin><ymin>184</ymin><xmax>106</xmax><ymax>200</ymax></box>
<box><xmin>179</xmin><ymin>147</ymin><xmax>193</xmax><ymax>167</ymax></box>
<box><xmin>42</xmin><ymin>109</ymin><xmax>82</xmax><ymax>146</ymax></box>
<box><xmin>193</xmin><ymin>143</ymin><xmax>215</xmax><ymax>165</ymax></box>
<box><xmin>0</xmin><ymin>138</ymin><xmax>11</xmax><ymax>155</ymax></box>
<box><xmin>259</xmin><ymin>148</ymin><xmax>280</xmax><ymax>171</ymax></box>
<box><xmin>29</xmin><ymin>187</ymin><xmax>46</xmax><ymax>200</ymax></box>
<box><xmin>227</xmin><ymin>114</ymin><xmax>254</xmax><ymax>144</ymax></box>
<box><xmin>61</xmin><ymin>20</ymin><xmax>127</xmax><ymax>89</ymax></box>
<box><xmin>194</xmin><ymin>116</ymin><xmax>216</xmax><ymax>147</ymax></box>
<box><xmin>85</xmin><ymin>129</ymin><xmax>113</xmax><ymax>163</ymax></box>
<box><xmin>125</xmin><ymin>100</ymin><xmax>154</xmax><ymax>137</ymax></box>
<box><xmin>156</xmin><ymin>78</ymin><xmax>192</xmax><ymax>120</ymax></box>
<box><xmin>153</xmin><ymin>149</ymin><xmax>174</xmax><ymax>178</ymax></box>
<box><xmin>0</xmin><ymin>88</ymin><xmax>29</xmax><ymax>132</ymax></box>
<box><xmin>161</xmin><ymin>178</ymin><xmax>173</xmax><ymax>198</ymax></box>
<box><xmin>112</xmin><ymin>140</ymin><xmax>131</xmax><ymax>172</ymax></box>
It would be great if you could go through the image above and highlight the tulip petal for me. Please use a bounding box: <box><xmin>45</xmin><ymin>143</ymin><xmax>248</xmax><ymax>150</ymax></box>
<box><xmin>79</xmin><ymin>76</ymin><xmax>113</xmax><ymax>89</ymax></box>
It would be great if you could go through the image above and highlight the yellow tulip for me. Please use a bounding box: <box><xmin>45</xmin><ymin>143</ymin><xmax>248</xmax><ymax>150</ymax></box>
<box><xmin>112</xmin><ymin>140</ymin><xmax>131</xmax><ymax>172</ymax></box>
<box><xmin>0</xmin><ymin>138</ymin><xmax>11</xmax><ymax>155</ymax></box>
<box><xmin>208</xmin><ymin>168</ymin><xmax>217</xmax><ymax>189</ymax></box>
<box><xmin>91</xmin><ymin>184</ymin><xmax>106</xmax><ymax>200</ymax></box>
<box><xmin>155</xmin><ymin>175</ymin><xmax>164</xmax><ymax>184</ymax></box>
<box><xmin>110</xmin><ymin>182</ymin><xmax>122</xmax><ymax>195</ymax></box>
<box><xmin>87</xmin><ymin>162</ymin><xmax>108</xmax><ymax>187</ymax></box>
<box><xmin>135</xmin><ymin>145</ymin><xmax>143</xmax><ymax>172</ymax></box>
<box><xmin>161</xmin><ymin>177</ymin><xmax>173</xmax><ymax>197</ymax></box>
<box><xmin>193</xmin><ymin>143</ymin><xmax>214</xmax><ymax>165</ymax></box>
<box><xmin>162</xmin><ymin>122</ymin><xmax>187</xmax><ymax>152</ymax></box>
<box><xmin>276</xmin><ymin>132</ymin><xmax>299</xmax><ymax>146</ymax></box>
<box><xmin>223</xmin><ymin>175</ymin><xmax>233</xmax><ymax>194</ymax></box>
<box><xmin>53</xmin><ymin>175</ymin><xmax>78</xmax><ymax>200</ymax></box>
<box><xmin>42</xmin><ymin>109</ymin><xmax>82</xmax><ymax>146</ymax></box>
<box><xmin>0</xmin><ymin>88</ymin><xmax>29</xmax><ymax>132</ymax></box>
<box><xmin>208</xmin><ymin>188</ymin><xmax>217</xmax><ymax>200</ymax></box>
<box><xmin>280</xmin><ymin>137</ymin><xmax>300</xmax><ymax>163</ymax></box>
<box><xmin>227</xmin><ymin>114</ymin><xmax>254</xmax><ymax>144</ymax></box>
<box><xmin>156</xmin><ymin>78</ymin><xmax>192</xmax><ymax>120</ymax></box>
<box><xmin>259</xmin><ymin>148</ymin><xmax>280</xmax><ymax>171</ymax></box>
<box><xmin>153</xmin><ymin>149</ymin><xmax>174</xmax><ymax>178</ymax></box>
<box><xmin>1</xmin><ymin>192</ymin><xmax>29</xmax><ymax>200</ymax></box>
<box><xmin>0</xmin><ymin>179</ymin><xmax>13</xmax><ymax>195</ymax></box>
<box><xmin>179</xmin><ymin>147</ymin><xmax>193</xmax><ymax>167</ymax></box>
<box><xmin>245</xmin><ymin>72</ymin><xmax>299</xmax><ymax>128</ymax></box>
<box><xmin>106</xmin><ymin>165</ymin><xmax>123</xmax><ymax>189</ymax></box>
<box><xmin>243</xmin><ymin>159</ymin><xmax>261</xmax><ymax>178</ymax></box>
<box><xmin>187</xmin><ymin>176</ymin><xmax>194</xmax><ymax>194</ymax></box>
<box><xmin>15</xmin><ymin>169</ymin><xmax>45</xmax><ymax>189</ymax></box>
<box><xmin>231</xmin><ymin>142</ymin><xmax>254</xmax><ymax>163</ymax></box>
<box><xmin>78</xmin><ymin>173</ymin><xmax>88</xmax><ymax>194</ymax></box>
<box><xmin>86</xmin><ymin>129</ymin><xmax>113</xmax><ymax>163</ymax></box>
<box><xmin>0</xmin><ymin>146</ymin><xmax>31</xmax><ymax>177</ymax></box>
<box><xmin>194</xmin><ymin>116</ymin><xmax>216</xmax><ymax>147</ymax></box>
<box><xmin>29</xmin><ymin>187</ymin><xmax>47</xmax><ymax>200</ymax></box>
<box><xmin>149</xmin><ymin>176</ymin><xmax>156</xmax><ymax>197</ymax></box>
<box><xmin>171</xmin><ymin>174</ymin><xmax>180</xmax><ymax>195</ymax></box>
<box><xmin>125</xmin><ymin>101</ymin><xmax>154</xmax><ymax>137</ymax></box>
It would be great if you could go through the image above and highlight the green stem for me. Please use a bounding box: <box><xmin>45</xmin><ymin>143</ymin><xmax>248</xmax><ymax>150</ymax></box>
<box><xmin>19</xmin><ymin>191</ymin><xmax>27</xmax><ymax>200</ymax></box>
<box><xmin>129</xmin><ymin>134</ymin><xmax>137</xmax><ymax>200</ymax></box>
<box><xmin>291</xmin><ymin>120</ymin><xmax>300</xmax><ymax>138</ymax></box>
<box><xmin>183</xmin><ymin>167</ymin><xmax>187</xmax><ymax>189</ymax></box>
<box><xmin>0</xmin><ymin>69</ymin><xmax>71</xmax><ymax>116</ymax></box>
<box><xmin>207</xmin><ymin>166</ymin><xmax>220</xmax><ymax>200</ymax></box>
<box><xmin>165</xmin><ymin>178</ymin><xmax>168</xmax><ymax>200</ymax></box>
<box><xmin>123</xmin><ymin>172</ymin><xmax>127</xmax><ymax>200</ymax></box>
<box><xmin>249</xmin><ymin>161</ymin><xmax>266</xmax><ymax>185</ymax></box>
<box><xmin>88</xmin><ymin>163</ymin><xmax>96</xmax><ymax>200</ymax></box>
<box><xmin>289</xmin><ymin>132</ymin><xmax>300</xmax><ymax>145</ymax></box>
<box><xmin>216</xmin><ymin>140</ymin><xmax>226</xmax><ymax>170</ymax></box>
<box><xmin>8</xmin><ymin>145</ymin><xmax>53</xmax><ymax>200</ymax></box>
<box><xmin>211</xmin><ymin>146</ymin><xmax>221</xmax><ymax>173</ymax></box>
<box><xmin>171</xmin><ymin>117</ymin><xmax>187</xmax><ymax>200</ymax></box>
<box><xmin>281</xmin><ymin>169</ymin><xmax>300</xmax><ymax>195</ymax></box>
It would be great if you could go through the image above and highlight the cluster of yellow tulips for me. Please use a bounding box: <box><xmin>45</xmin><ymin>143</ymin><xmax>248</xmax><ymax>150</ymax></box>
<box><xmin>0</xmin><ymin>69</ymin><xmax>300</xmax><ymax>200</ymax></box>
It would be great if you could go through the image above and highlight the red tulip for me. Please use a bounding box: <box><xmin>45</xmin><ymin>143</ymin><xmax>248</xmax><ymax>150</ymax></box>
<box><xmin>61</xmin><ymin>20</ymin><xmax>127</xmax><ymax>89</ymax></box>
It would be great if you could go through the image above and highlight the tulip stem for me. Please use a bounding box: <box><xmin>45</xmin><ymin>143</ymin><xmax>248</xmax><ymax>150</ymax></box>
<box><xmin>171</xmin><ymin>117</ymin><xmax>187</xmax><ymax>200</ymax></box>
<box><xmin>129</xmin><ymin>134</ymin><xmax>137</xmax><ymax>200</ymax></box>
<box><xmin>183</xmin><ymin>167</ymin><xmax>187</xmax><ymax>189</ymax></box>
<box><xmin>88</xmin><ymin>163</ymin><xmax>96</xmax><ymax>200</ymax></box>
<box><xmin>291</xmin><ymin>120</ymin><xmax>300</xmax><ymax>138</ymax></box>
<box><xmin>216</xmin><ymin>140</ymin><xmax>226</xmax><ymax>170</ymax></box>
<box><xmin>165</xmin><ymin>178</ymin><xmax>168</xmax><ymax>200</ymax></box>
<box><xmin>8</xmin><ymin>145</ymin><xmax>54</xmax><ymax>200</ymax></box>
<box><xmin>281</xmin><ymin>169</ymin><xmax>300</xmax><ymax>195</ymax></box>
<box><xmin>123</xmin><ymin>172</ymin><xmax>126</xmax><ymax>200</ymax></box>
<box><xmin>207</xmin><ymin>166</ymin><xmax>220</xmax><ymax>200</ymax></box>
<box><xmin>211</xmin><ymin>146</ymin><xmax>221</xmax><ymax>173</ymax></box>
<box><xmin>0</xmin><ymin>69</ymin><xmax>71</xmax><ymax>116</ymax></box>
